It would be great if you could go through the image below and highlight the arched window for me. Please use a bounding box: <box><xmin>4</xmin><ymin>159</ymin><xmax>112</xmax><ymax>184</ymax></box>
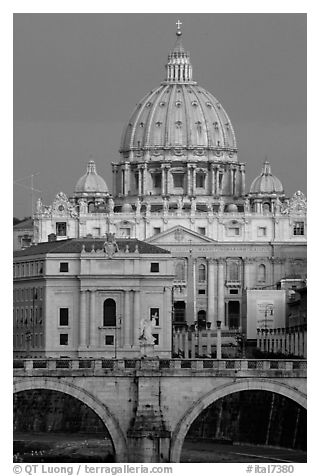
<box><xmin>88</xmin><ymin>202</ymin><xmax>95</xmax><ymax>213</ymax></box>
<box><xmin>175</xmin><ymin>262</ymin><xmax>185</xmax><ymax>281</ymax></box>
<box><xmin>263</xmin><ymin>202</ymin><xmax>271</xmax><ymax>213</ymax></box>
<box><xmin>258</xmin><ymin>264</ymin><xmax>266</xmax><ymax>283</ymax></box>
<box><xmin>198</xmin><ymin>264</ymin><xmax>206</xmax><ymax>282</ymax></box>
<box><xmin>103</xmin><ymin>298</ymin><xmax>116</xmax><ymax>327</ymax></box>
<box><xmin>197</xmin><ymin>310</ymin><xmax>207</xmax><ymax>329</ymax></box>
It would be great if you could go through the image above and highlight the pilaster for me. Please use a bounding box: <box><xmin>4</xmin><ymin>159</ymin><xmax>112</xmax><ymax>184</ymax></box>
<box><xmin>207</xmin><ymin>258</ymin><xmax>217</xmax><ymax>326</ymax></box>
<box><xmin>79</xmin><ymin>290</ymin><xmax>87</xmax><ymax>350</ymax></box>
<box><xmin>217</xmin><ymin>259</ymin><xmax>225</xmax><ymax>327</ymax></box>
<box><xmin>186</xmin><ymin>256</ymin><xmax>195</xmax><ymax>324</ymax></box>
<box><xmin>89</xmin><ymin>289</ymin><xmax>96</xmax><ymax>348</ymax></box>
<box><xmin>124</xmin><ymin>290</ymin><xmax>131</xmax><ymax>347</ymax></box>
<box><xmin>133</xmin><ymin>290</ymin><xmax>141</xmax><ymax>345</ymax></box>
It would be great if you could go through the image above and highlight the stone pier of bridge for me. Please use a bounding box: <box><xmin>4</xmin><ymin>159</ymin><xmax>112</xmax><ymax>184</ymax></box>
<box><xmin>13</xmin><ymin>358</ymin><xmax>307</xmax><ymax>463</ymax></box>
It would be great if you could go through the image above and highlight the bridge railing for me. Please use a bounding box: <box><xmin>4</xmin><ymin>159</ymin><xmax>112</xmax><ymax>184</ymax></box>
<box><xmin>13</xmin><ymin>358</ymin><xmax>307</xmax><ymax>373</ymax></box>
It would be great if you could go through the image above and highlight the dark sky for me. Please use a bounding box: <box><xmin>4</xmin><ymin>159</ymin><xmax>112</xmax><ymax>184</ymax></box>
<box><xmin>13</xmin><ymin>13</ymin><xmax>307</xmax><ymax>219</ymax></box>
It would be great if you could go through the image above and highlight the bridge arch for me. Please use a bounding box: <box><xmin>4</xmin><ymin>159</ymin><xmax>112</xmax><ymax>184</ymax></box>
<box><xmin>170</xmin><ymin>378</ymin><xmax>307</xmax><ymax>462</ymax></box>
<box><xmin>13</xmin><ymin>378</ymin><xmax>128</xmax><ymax>462</ymax></box>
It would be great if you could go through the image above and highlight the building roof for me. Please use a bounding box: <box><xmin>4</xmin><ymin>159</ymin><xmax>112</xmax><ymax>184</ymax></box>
<box><xmin>13</xmin><ymin>218</ymin><xmax>33</xmax><ymax>230</ymax></box>
<box><xmin>13</xmin><ymin>237</ymin><xmax>170</xmax><ymax>257</ymax></box>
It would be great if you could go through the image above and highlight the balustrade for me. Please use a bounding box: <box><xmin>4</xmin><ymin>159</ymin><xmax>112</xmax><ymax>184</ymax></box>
<box><xmin>13</xmin><ymin>358</ymin><xmax>307</xmax><ymax>374</ymax></box>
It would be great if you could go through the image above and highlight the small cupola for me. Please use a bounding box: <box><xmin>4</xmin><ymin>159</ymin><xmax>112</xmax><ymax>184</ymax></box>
<box><xmin>74</xmin><ymin>158</ymin><xmax>109</xmax><ymax>196</ymax></box>
<box><xmin>249</xmin><ymin>160</ymin><xmax>284</xmax><ymax>196</ymax></box>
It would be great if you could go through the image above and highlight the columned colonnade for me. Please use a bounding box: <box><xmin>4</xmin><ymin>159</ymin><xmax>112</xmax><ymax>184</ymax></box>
<box><xmin>113</xmin><ymin>161</ymin><xmax>246</xmax><ymax>198</ymax></box>
<box><xmin>183</xmin><ymin>256</ymin><xmax>264</xmax><ymax>328</ymax></box>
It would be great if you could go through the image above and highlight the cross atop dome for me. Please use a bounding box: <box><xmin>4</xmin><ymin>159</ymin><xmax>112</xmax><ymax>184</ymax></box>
<box><xmin>176</xmin><ymin>19</ymin><xmax>182</xmax><ymax>36</ymax></box>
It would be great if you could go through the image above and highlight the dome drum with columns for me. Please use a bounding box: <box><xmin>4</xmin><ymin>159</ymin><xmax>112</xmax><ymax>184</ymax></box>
<box><xmin>115</xmin><ymin>24</ymin><xmax>242</xmax><ymax>211</ymax></box>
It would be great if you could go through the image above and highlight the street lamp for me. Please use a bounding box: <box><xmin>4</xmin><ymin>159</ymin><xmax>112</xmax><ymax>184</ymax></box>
<box><xmin>236</xmin><ymin>333</ymin><xmax>246</xmax><ymax>358</ymax></box>
<box><xmin>216</xmin><ymin>320</ymin><xmax>222</xmax><ymax>359</ymax></box>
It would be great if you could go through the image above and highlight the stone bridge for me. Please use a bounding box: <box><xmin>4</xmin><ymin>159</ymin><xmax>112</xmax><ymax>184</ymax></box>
<box><xmin>13</xmin><ymin>358</ymin><xmax>307</xmax><ymax>462</ymax></box>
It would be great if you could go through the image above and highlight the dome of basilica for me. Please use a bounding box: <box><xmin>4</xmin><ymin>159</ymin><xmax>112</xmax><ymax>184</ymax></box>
<box><xmin>250</xmin><ymin>161</ymin><xmax>284</xmax><ymax>195</ymax></box>
<box><xmin>75</xmin><ymin>160</ymin><xmax>109</xmax><ymax>195</ymax></box>
<box><xmin>120</xmin><ymin>29</ymin><xmax>237</xmax><ymax>161</ymax></box>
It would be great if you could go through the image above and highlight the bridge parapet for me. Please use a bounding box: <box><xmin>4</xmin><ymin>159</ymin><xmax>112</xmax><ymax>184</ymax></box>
<box><xmin>13</xmin><ymin>358</ymin><xmax>307</xmax><ymax>378</ymax></box>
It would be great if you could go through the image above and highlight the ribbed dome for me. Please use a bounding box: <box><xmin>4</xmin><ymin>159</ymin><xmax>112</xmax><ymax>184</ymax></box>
<box><xmin>250</xmin><ymin>161</ymin><xmax>284</xmax><ymax>195</ymax></box>
<box><xmin>75</xmin><ymin>160</ymin><xmax>108</xmax><ymax>194</ymax></box>
<box><xmin>119</xmin><ymin>27</ymin><xmax>237</xmax><ymax>160</ymax></box>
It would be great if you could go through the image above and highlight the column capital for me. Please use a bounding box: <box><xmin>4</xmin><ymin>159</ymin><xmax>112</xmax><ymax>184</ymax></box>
<box><xmin>243</xmin><ymin>257</ymin><xmax>256</xmax><ymax>264</ymax></box>
<box><xmin>269</xmin><ymin>257</ymin><xmax>285</xmax><ymax>264</ymax></box>
<box><xmin>208</xmin><ymin>258</ymin><xmax>217</xmax><ymax>265</ymax></box>
<box><xmin>217</xmin><ymin>258</ymin><xmax>225</xmax><ymax>266</ymax></box>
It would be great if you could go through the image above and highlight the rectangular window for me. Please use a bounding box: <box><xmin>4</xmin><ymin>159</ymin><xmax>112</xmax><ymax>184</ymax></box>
<box><xmin>59</xmin><ymin>308</ymin><xmax>69</xmax><ymax>326</ymax></box>
<box><xmin>105</xmin><ymin>335</ymin><xmax>114</xmax><ymax>346</ymax></box>
<box><xmin>120</xmin><ymin>227</ymin><xmax>131</xmax><ymax>238</ymax></box>
<box><xmin>228</xmin><ymin>227</ymin><xmax>240</xmax><ymax>236</ymax></box>
<box><xmin>152</xmin><ymin>334</ymin><xmax>159</xmax><ymax>346</ymax></box>
<box><xmin>293</xmin><ymin>222</ymin><xmax>304</xmax><ymax>236</ymax></box>
<box><xmin>92</xmin><ymin>227</ymin><xmax>101</xmax><ymax>237</ymax></box>
<box><xmin>56</xmin><ymin>222</ymin><xmax>67</xmax><ymax>236</ymax></box>
<box><xmin>198</xmin><ymin>289</ymin><xmax>206</xmax><ymax>295</ymax></box>
<box><xmin>173</xmin><ymin>173</ymin><xmax>184</xmax><ymax>188</ymax></box>
<box><xmin>59</xmin><ymin>334</ymin><xmax>68</xmax><ymax>346</ymax></box>
<box><xmin>150</xmin><ymin>308</ymin><xmax>160</xmax><ymax>326</ymax></box>
<box><xmin>135</xmin><ymin>173</ymin><xmax>139</xmax><ymax>190</ymax></box>
<box><xmin>60</xmin><ymin>262</ymin><xmax>69</xmax><ymax>272</ymax></box>
<box><xmin>198</xmin><ymin>227</ymin><xmax>206</xmax><ymax>235</ymax></box>
<box><xmin>20</xmin><ymin>236</ymin><xmax>32</xmax><ymax>248</ymax></box>
<box><xmin>152</xmin><ymin>173</ymin><xmax>162</xmax><ymax>188</ymax></box>
<box><xmin>150</xmin><ymin>262</ymin><xmax>159</xmax><ymax>273</ymax></box>
<box><xmin>258</xmin><ymin>227</ymin><xmax>267</xmax><ymax>237</ymax></box>
<box><xmin>153</xmin><ymin>227</ymin><xmax>161</xmax><ymax>235</ymax></box>
<box><xmin>228</xmin><ymin>262</ymin><xmax>240</xmax><ymax>281</ymax></box>
<box><xmin>196</xmin><ymin>173</ymin><xmax>205</xmax><ymax>188</ymax></box>
<box><xmin>229</xmin><ymin>289</ymin><xmax>239</xmax><ymax>295</ymax></box>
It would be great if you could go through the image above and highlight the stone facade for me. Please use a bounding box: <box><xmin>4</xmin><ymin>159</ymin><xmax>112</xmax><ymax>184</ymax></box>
<box><xmin>22</xmin><ymin>25</ymin><xmax>306</xmax><ymax>336</ymax></box>
<box><xmin>14</xmin><ymin>359</ymin><xmax>307</xmax><ymax>462</ymax></box>
<box><xmin>13</xmin><ymin>237</ymin><xmax>174</xmax><ymax>359</ymax></box>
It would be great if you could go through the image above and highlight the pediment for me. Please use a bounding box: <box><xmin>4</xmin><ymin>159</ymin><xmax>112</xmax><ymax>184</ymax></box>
<box><xmin>146</xmin><ymin>226</ymin><xmax>216</xmax><ymax>245</ymax></box>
